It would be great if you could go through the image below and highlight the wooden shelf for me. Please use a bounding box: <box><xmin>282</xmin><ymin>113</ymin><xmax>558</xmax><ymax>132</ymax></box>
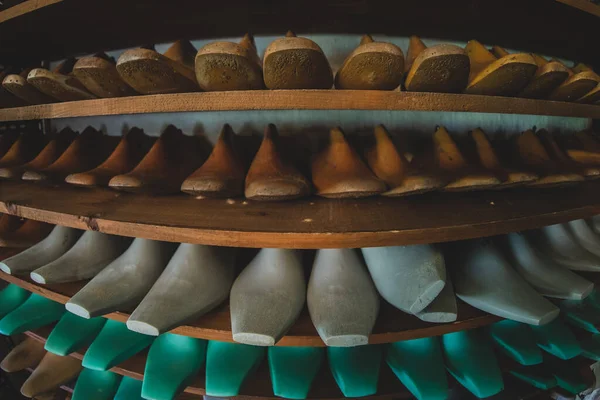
<box><xmin>23</xmin><ymin>327</ymin><xmax>558</xmax><ymax>400</ymax></box>
<box><xmin>0</xmin><ymin>0</ymin><xmax>62</xmax><ymax>23</ymax></box>
<box><xmin>556</xmin><ymin>0</ymin><xmax>600</xmax><ymax>17</ymax></box>
<box><xmin>24</xmin><ymin>327</ymin><xmax>412</xmax><ymax>400</ymax></box>
<box><xmin>24</xmin><ymin>326</ymin><xmax>559</xmax><ymax>400</ymax></box>
<box><xmin>0</xmin><ymin>91</ymin><xmax>599</xmax><ymax>121</ymax></box>
<box><xmin>1</xmin><ymin>181</ymin><xmax>600</xmax><ymax>249</ymax></box>
<box><xmin>0</xmin><ymin>269</ymin><xmax>501</xmax><ymax>347</ymax></box>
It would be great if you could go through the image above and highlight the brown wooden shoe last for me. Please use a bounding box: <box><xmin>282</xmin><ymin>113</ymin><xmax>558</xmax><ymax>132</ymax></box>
<box><xmin>365</xmin><ymin>124</ymin><xmax>445</xmax><ymax>196</ymax></box>
<box><xmin>312</xmin><ymin>127</ymin><xmax>386</xmax><ymax>198</ymax></box>
<box><xmin>0</xmin><ymin>219</ymin><xmax>52</xmax><ymax>248</ymax></box>
<box><xmin>538</xmin><ymin>130</ymin><xmax>599</xmax><ymax>179</ymax></box>
<box><xmin>109</xmin><ymin>125</ymin><xmax>210</xmax><ymax>193</ymax></box>
<box><xmin>65</xmin><ymin>128</ymin><xmax>153</xmax><ymax>186</ymax></box>
<box><xmin>20</xmin><ymin>352</ymin><xmax>82</xmax><ymax>398</ymax></box>
<box><xmin>263</xmin><ymin>31</ymin><xmax>333</xmax><ymax>89</ymax></box>
<box><xmin>73</xmin><ymin>53</ymin><xmax>137</xmax><ymax>98</ymax></box>
<box><xmin>195</xmin><ymin>34</ymin><xmax>264</xmax><ymax>91</ymax></box>
<box><xmin>182</xmin><ymin>124</ymin><xmax>248</xmax><ymax>197</ymax></box>
<box><xmin>549</xmin><ymin>63</ymin><xmax>600</xmax><ymax>102</ymax></box>
<box><xmin>117</xmin><ymin>40</ymin><xmax>198</xmax><ymax>94</ymax></box>
<box><xmin>516</xmin><ymin>53</ymin><xmax>570</xmax><ymax>99</ymax></box>
<box><xmin>404</xmin><ymin>36</ymin><xmax>469</xmax><ymax>93</ymax></box>
<box><xmin>2</xmin><ymin>68</ymin><xmax>55</xmax><ymax>104</ymax></box>
<box><xmin>0</xmin><ymin>128</ymin><xmax>77</xmax><ymax>179</ymax></box>
<box><xmin>22</xmin><ymin>127</ymin><xmax>118</xmax><ymax>181</ymax></box>
<box><xmin>335</xmin><ymin>35</ymin><xmax>404</xmax><ymax>90</ymax></box>
<box><xmin>0</xmin><ymin>130</ymin><xmax>47</xmax><ymax>169</ymax></box>
<box><xmin>245</xmin><ymin>124</ymin><xmax>311</xmax><ymax>200</ymax></box>
<box><xmin>464</xmin><ymin>40</ymin><xmax>537</xmax><ymax>96</ymax></box>
<box><xmin>0</xmin><ymin>337</ymin><xmax>46</xmax><ymax>373</ymax></box>
<box><xmin>0</xmin><ymin>213</ymin><xmax>25</xmax><ymax>237</ymax></box>
<box><xmin>468</xmin><ymin>128</ymin><xmax>538</xmax><ymax>187</ymax></box>
<box><xmin>514</xmin><ymin>129</ymin><xmax>584</xmax><ymax>187</ymax></box>
<box><xmin>433</xmin><ymin>126</ymin><xmax>501</xmax><ymax>191</ymax></box>
<box><xmin>27</xmin><ymin>59</ymin><xmax>96</xmax><ymax>102</ymax></box>
<box><xmin>561</xmin><ymin>131</ymin><xmax>600</xmax><ymax>165</ymax></box>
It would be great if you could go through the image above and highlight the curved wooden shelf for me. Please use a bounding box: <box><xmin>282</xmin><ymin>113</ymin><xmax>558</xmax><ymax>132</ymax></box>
<box><xmin>0</xmin><ymin>268</ymin><xmax>501</xmax><ymax>347</ymax></box>
<box><xmin>557</xmin><ymin>0</ymin><xmax>600</xmax><ymax>17</ymax></box>
<box><xmin>24</xmin><ymin>327</ymin><xmax>558</xmax><ymax>400</ymax></box>
<box><xmin>1</xmin><ymin>181</ymin><xmax>600</xmax><ymax>249</ymax></box>
<box><xmin>0</xmin><ymin>0</ymin><xmax>62</xmax><ymax>23</ymax></box>
<box><xmin>25</xmin><ymin>327</ymin><xmax>412</xmax><ymax>400</ymax></box>
<box><xmin>0</xmin><ymin>91</ymin><xmax>599</xmax><ymax>122</ymax></box>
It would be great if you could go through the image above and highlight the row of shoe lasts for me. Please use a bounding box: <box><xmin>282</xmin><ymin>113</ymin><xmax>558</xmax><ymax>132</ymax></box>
<box><xmin>1</xmin><ymin>124</ymin><xmax>599</xmax><ymax>199</ymax></box>
<box><xmin>1</xmin><ymin>34</ymin><xmax>599</xmax><ymax>106</ymax></box>
<box><xmin>2</xmin><ymin>217</ymin><xmax>600</xmax><ymax>348</ymax></box>
<box><xmin>0</xmin><ymin>291</ymin><xmax>596</xmax><ymax>400</ymax></box>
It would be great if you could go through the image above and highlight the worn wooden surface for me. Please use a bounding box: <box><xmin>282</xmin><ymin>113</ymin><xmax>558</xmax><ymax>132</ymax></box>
<box><xmin>24</xmin><ymin>326</ymin><xmax>413</xmax><ymax>399</ymax></box>
<box><xmin>556</xmin><ymin>0</ymin><xmax>600</xmax><ymax>17</ymax></box>
<box><xmin>0</xmin><ymin>91</ymin><xmax>599</xmax><ymax>121</ymax></box>
<box><xmin>1</xmin><ymin>270</ymin><xmax>500</xmax><ymax>346</ymax></box>
<box><xmin>0</xmin><ymin>180</ymin><xmax>599</xmax><ymax>248</ymax></box>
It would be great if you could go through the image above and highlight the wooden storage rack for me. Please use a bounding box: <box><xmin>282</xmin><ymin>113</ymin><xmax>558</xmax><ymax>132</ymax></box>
<box><xmin>0</xmin><ymin>0</ymin><xmax>599</xmax><ymax>398</ymax></box>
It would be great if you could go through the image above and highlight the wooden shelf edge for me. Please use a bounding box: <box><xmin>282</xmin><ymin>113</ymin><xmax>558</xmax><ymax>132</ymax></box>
<box><xmin>556</xmin><ymin>0</ymin><xmax>600</xmax><ymax>17</ymax></box>
<box><xmin>0</xmin><ymin>0</ymin><xmax>63</xmax><ymax>23</ymax></box>
<box><xmin>23</xmin><ymin>328</ymin><xmax>412</xmax><ymax>400</ymax></box>
<box><xmin>0</xmin><ymin>270</ymin><xmax>501</xmax><ymax>347</ymax></box>
<box><xmin>24</xmin><ymin>327</ymin><xmax>556</xmax><ymax>400</ymax></box>
<box><xmin>0</xmin><ymin>91</ymin><xmax>598</xmax><ymax>121</ymax></box>
<box><xmin>0</xmin><ymin>181</ymin><xmax>600</xmax><ymax>249</ymax></box>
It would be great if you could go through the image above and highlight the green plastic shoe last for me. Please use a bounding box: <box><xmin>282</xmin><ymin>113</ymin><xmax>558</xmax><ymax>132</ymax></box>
<box><xmin>142</xmin><ymin>333</ymin><xmax>207</xmax><ymax>400</ymax></box>
<box><xmin>441</xmin><ymin>330</ymin><xmax>503</xmax><ymax>398</ymax></box>
<box><xmin>205</xmin><ymin>341</ymin><xmax>265</xmax><ymax>397</ymax></box>
<box><xmin>529</xmin><ymin>318</ymin><xmax>581</xmax><ymax>360</ymax></box>
<box><xmin>0</xmin><ymin>294</ymin><xmax>65</xmax><ymax>335</ymax></box>
<box><xmin>45</xmin><ymin>313</ymin><xmax>106</xmax><ymax>356</ymax></box>
<box><xmin>0</xmin><ymin>284</ymin><xmax>30</xmax><ymax>318</ymax></box>
<box><xmin>82</xmin><ymin>319</ymin><xmax>154</xmax><ymax>371</ymax></box>
<box><xmin>115</xmin><ymin>376</ymin><xmax>143</xmax><ymax>400</ymax></box>
<box><xmin>386</xmin><ymin>337</ymin><xmax>448</xmax><ymax>400</ymax></box>
<box><xmin>560</xmin><ymin>299</ymin><xmax>600</xmax><ymax>333</ymax></box>
<box><xmin>508</xmin><ymin>364</ymin><xmax>557</xmax><ymax>390</ymax></box>
<box><xmin>328</xmin><ymin>345</ymin><xmax>382</xmax><ymax>398</ymax></box>
<box><xmin>72</xmin><ymin>368</ymin><xmax>122</xmax><ymax>400</ymax></box>
<box><xmin>545</xmin><ymin>356</ymin><xmax>588</xmax><ymax>394</ymax></box>
<box><xmin>489</xmin><ymin>320</ymin><xmax>543</xmax><ymax>365</ymax></box>
<box><xmin>268</xmin><ymin>346</ymin><xmax>324</xmax><ymax>399</ymax></box>
<box><xmin>580</xmin><ymin>334</ymin><xmax>600</xmax><ymax>361</ymax></box>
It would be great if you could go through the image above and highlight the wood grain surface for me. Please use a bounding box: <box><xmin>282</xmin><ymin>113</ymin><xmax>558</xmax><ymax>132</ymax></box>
<box><xmin>0</xmin><ymin>180</ymin><xmax>599</xmax><ymax>249</ymax></box>
<box><xmin>0</xmin><ymin>91</ymin><xmax>599</xmax><ymax>121</ymax></box>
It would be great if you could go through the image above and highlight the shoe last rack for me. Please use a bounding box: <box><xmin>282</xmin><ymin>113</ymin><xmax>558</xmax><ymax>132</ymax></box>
<box><xmin>0</xmin><ymin>0</ymin><xmax>599</xmax><ymax>399</ymax></box>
